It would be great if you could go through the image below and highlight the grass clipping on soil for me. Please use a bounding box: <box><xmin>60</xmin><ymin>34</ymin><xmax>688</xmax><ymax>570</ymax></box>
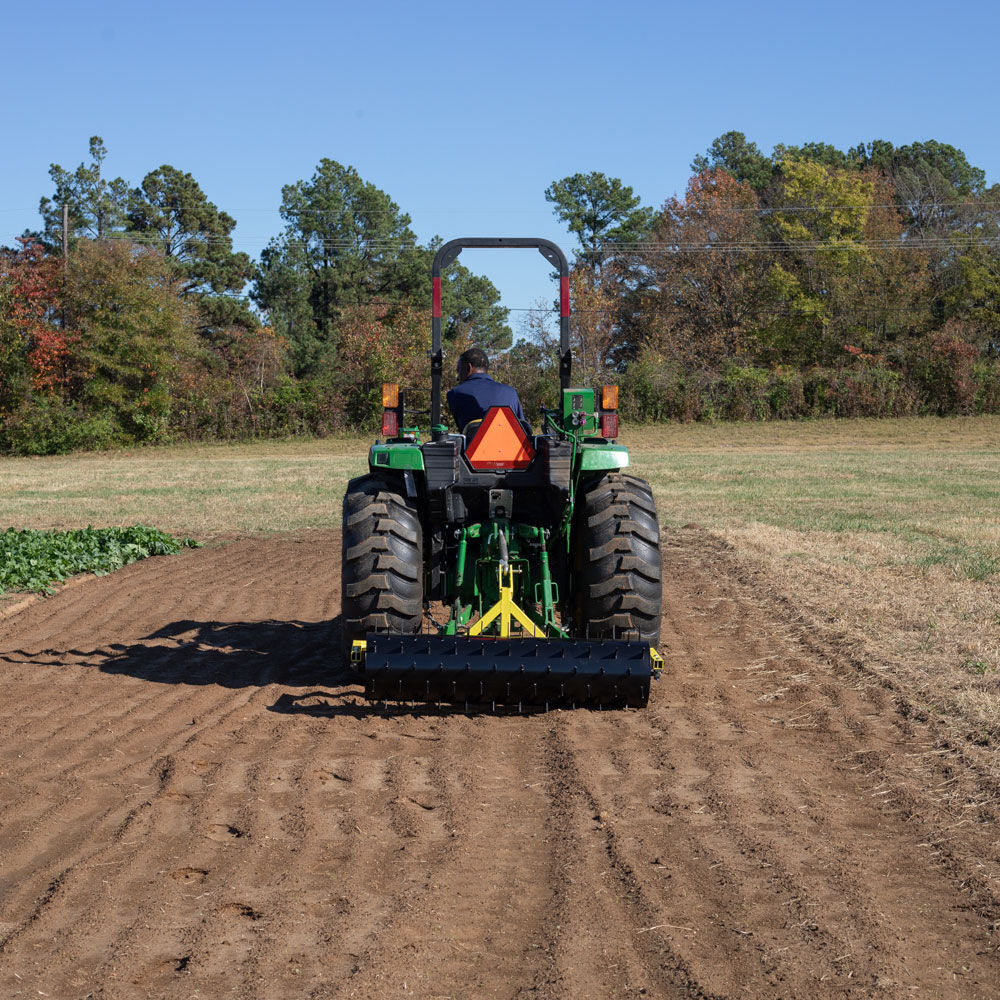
<box><xmin>0</xmin><ymin>526</ymin><xmax>200</xmax><ymax>595</ymax></box>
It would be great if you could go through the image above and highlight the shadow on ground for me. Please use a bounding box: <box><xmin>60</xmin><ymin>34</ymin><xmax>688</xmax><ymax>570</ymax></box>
<box><xmin>91</xmin><ymin>617</ymin><xmax>350</xmax><ymax>689</ymax></box>
<box><xmin>5</xmin><ymin>617</ymin><xmax>587</xmax><ymax>718</ymax></box>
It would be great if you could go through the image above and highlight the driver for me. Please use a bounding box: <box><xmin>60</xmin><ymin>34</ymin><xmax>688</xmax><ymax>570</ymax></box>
<box><xmin>446</xmin><ymin>347</ymin><xmax>525</xmax><ymax>432</ymax></box>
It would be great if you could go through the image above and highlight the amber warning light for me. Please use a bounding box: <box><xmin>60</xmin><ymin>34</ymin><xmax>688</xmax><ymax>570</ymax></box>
<box><xmin>465</xmin><ymin>407</ymin><xmax>535</xmax><ymax>470</ymax></box>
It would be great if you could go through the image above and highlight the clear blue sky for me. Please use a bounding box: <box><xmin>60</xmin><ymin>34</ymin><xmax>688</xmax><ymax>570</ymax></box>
<box><xmin>4</xmin><ymin>0</ymin><xmax>998</xmax><ymax>336</ymax></box>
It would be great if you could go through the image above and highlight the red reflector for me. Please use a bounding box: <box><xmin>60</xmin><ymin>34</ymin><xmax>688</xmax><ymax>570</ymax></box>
<box><xmin>560</xmin><ymin>275</ymin><xmax>570</xmax><ymax>317</ymax></box>
<box><xmin>432</xmin><ymin>276</ymin><xmax>442</xmax><ymax>317</ymax></box>
<box><xmin>601</xmin><ymin>413</ymin><xmax>618</xmax><ymax>439</ymax></box>
<box><xmin>382</xmin><ymin>410</ymin><xmax>399</xmax><ymax>437</ymax></box>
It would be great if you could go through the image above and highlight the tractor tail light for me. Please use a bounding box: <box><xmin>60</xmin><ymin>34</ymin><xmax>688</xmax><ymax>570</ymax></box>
<box><xmin>602</xmin><ymin>384</ymin><xmax>619</xmax><ymax>410</ymax></box>
<box><xmin>601</xmin><ymin>413</ymin><xmax>619</xmax><ymax>439</ymax></box>
<box><xmin>382</xmin><ymin>383</ymin><xmax>399</xmax><ymax>408</ymax></box>
<box><xmin>381</xmin><ymin>409</ymin><xmax>399</xmax><ymax>437</ymax></box>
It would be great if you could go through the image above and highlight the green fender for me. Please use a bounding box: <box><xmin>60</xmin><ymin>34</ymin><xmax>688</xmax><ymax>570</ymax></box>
<box><xmin>577</xmin><ymin>443</ymin><xmax>629</xmax><ymax>472</ymax></box>
<box><xmin>369</xmin><ymin>443</ymin><xmax>425</xmax><ymax>472</ymax></box>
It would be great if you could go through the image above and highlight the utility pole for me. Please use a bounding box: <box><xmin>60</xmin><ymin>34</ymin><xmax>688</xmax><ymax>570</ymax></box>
<box><xmin>62</xmin><ymin>203</ymin><xmax>69</xmax><ymax>275</ymax></box>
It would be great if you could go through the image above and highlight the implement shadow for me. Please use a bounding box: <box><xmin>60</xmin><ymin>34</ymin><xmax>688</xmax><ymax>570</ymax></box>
<box><xmin>267</xmin><ymin>690</ymin><xmax>554</xmax><ymax>720</ymax></box>
<box><xmin>95</xmin><ymin>617</ymin><xmax>351</xmax><ymax>689</ymax></box>
<box><xmin>15</xmin><ymin>617</ymin><xmax>603</xmax><ymax>718</ymax></box>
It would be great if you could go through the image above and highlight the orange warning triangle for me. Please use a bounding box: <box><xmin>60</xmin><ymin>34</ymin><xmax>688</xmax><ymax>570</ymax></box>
<box><xmin>465</xmin><ymin>406</ymin><xmax>535</xmax><ymax>470</ymax></box>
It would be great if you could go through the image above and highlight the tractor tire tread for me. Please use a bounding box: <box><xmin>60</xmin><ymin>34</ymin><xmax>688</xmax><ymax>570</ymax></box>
<box><xmin>574</xmin><ymin>472</ymin><xmax>662</xmax><ymax>646</ymax></box>
<box><xmin>341</xmin><ymin>473</ymin><xmax>423</xmax><ymax>659</ymax></box>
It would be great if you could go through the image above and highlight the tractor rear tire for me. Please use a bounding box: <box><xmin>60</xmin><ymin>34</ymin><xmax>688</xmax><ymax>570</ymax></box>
<box><xmin>574</xmin><ymin>472</ymin><xmax>662</xmax><ymax>646</ymax></box>
<box><xmin>341</xmin><ymin>473</ymin><xmax>423</xmax><ymax>662</ymax></box>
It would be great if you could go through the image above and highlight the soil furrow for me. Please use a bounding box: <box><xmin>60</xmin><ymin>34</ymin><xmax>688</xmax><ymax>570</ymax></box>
<box><xmin>3</xmin><ymin>529</ymin><xmax>1000</xmax><ymax>999</ymax></box>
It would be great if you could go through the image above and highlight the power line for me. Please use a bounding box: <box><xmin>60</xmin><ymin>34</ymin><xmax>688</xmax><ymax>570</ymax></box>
<box><xmin>600</xmin><ymin>237</ymin><xmax>1000</xmax><ymax>252</ymax></box>
<box><xmin>625</xmin><ymin>200</ymin><xmax>1000</xmax><ymax>216</ymax></box>
<box><xmin>6</xmin><ymin>200</ymin><xmax>999</xmax><ymax>220</ymax></box>
<box><xmin>14</xmin><ymin>230</ymin><xmax>1000</xmax><ymax>253</ymax></box>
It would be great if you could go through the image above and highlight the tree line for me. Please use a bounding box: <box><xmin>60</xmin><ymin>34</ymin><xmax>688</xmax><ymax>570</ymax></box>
<box><xmin>545</xmin><ymin>134</ymin><xmax>1000</xmax><ymax>423</ymax></box>
<box><xmin>2</xmin><ymin>132</ymin><xmax>998</xmax><ymax>454</ymax></box>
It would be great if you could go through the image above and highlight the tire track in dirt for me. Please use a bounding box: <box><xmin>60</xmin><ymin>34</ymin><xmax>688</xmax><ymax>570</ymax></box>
<box><xmin>2</xmin><ymin>529</ymin><xmax>1000</xmax><ymax>999</ymax></box>
<box><xmin>528</xmin><ymin>720</ymin><xmax>719</xmax><ymax>1000</ymax></box>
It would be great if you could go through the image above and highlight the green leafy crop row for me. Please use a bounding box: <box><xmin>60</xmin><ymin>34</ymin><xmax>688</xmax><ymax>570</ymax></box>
<box><xmin>0</xmin><ymin>525</ymin><xmax>200</xmax><ymax>595</ymax></box>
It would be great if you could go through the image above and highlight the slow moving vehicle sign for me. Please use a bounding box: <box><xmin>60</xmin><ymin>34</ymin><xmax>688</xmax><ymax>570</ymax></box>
<box><xmin>465</xmin><ymin>406</ymin><xmax>535</xmax><ymax>470</ymax></box>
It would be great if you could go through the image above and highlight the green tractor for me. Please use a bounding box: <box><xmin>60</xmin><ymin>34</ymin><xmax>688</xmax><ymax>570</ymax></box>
<box><xmin>342</xmin><ymin>238</ymin><xmax>662</xmax><ymax>708</ymax></box>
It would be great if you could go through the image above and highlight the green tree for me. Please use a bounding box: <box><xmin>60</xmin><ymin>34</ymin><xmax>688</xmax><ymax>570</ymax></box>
<box><xmin>846</xmin><ymin>139</ymin><xmax>897</xmax><ymax>171</ymax></box>
<box><xmin>764</xmin><ymin>158</ymin><xmax>928</xmax><ymax>364</ymax></box>
<box><xmin>691</xmin><ymin>132</ymin><xmax>773</xmax><ymax>191</ymax></box>
<box><xmin>544</xmin><ymin>172</ymin><xmax>654</xmax><ymax>270</ymax></box>
<box><xmin>128</xmin><ymin>165</ymin><xmax>256</xmax><ymax>334</ymax></box>
<box><xmin>847</xmin><ymin>139</ymin><xmax>996</xmax><ymax>329</ymax></box>
<box><xmin>255</xmin><ymin>161</ymin><xmax>510</xmax><ymax>374</ymax></box>
<box><xmin>64</xmin><ymin>239</ymin><xmax>203</xmax><ymax>442</ymax></box>
<box><xmin>839</xmin><ymin>139</ymin><xmax>986</xmax><ymax>231</ymax></box>
<box><xmin>35</xmin><ymin>136</ymin><xmax>129</xmax><ymax>247</ymax></box>
<box><xmin>941</xmin><ymin>228</ymin><xmax>1000</xmax><ymax>344</ymax></box>
<box><xmin>254</xmin><ymin>160</ymin><xmax>424</xmax><ymax>375</ymax></box>
<box><xmin>772</xmin><ymin>141</ymin><xmax>851</xmax><ymax>170</ymax></box>
<box><xmin>885</xmin><ymin>141</ymin><xmax>986</xmax><ymax>233</ymax></box>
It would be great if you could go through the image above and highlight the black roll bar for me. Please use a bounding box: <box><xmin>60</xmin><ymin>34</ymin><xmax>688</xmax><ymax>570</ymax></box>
<box><xmin>430</xmin><ymin>237</ymin><xmax>571</xmax><ymax>440</ymax></box>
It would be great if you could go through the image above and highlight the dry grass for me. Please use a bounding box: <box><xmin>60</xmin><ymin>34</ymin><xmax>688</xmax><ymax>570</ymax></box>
<box><xmin>2</xmin><ymin>416</ymin><xmax>999</xmax><ymax>734</ymax></box>
<box><xmin>621</xmin><ymin>416</ymin><xmax>1000</xmax><ymax>739</ymax></box>
<box><xmin>0</xmin><ymin>437</ymin><xmax>370</xmax><ymax>538</ymax></box>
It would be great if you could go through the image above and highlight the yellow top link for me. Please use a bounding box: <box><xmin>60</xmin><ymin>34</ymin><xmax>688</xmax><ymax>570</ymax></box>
<box><xmin>468</xmin><ymin>564</ymin><xmax>546</xmax><ymax>639</ymax></box>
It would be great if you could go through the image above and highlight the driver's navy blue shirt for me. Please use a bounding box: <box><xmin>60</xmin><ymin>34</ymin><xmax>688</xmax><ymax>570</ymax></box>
<box><xmin>447</xmin><ymin>372</ymin><xmax>525</xmax><ymax>430</ymax></box>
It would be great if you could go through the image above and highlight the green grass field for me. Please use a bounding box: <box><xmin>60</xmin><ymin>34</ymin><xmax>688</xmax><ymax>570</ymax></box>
<box><xmin>2</xmin><ymin>415</ymin><xmax>998</xmax><ymax>730</ymax></box>
<box><xmin>0</xmin><ymin>436</ymin><xmax>368</xmax><ymax>538</ymax></box>
<box><xmin>629</xmin><ymin>416</ymin><xmax>1000</xmax><ymax>582</ymax></box>
<box><xmin>3</xmin><ymin>417</ymin><xmax>997</xmax><ymax>565</ymax></box>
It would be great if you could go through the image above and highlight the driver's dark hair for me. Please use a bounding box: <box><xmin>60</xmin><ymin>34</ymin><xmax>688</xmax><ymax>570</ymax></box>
<box><xmin>458</xmin><ymin>347</ymin><xmax>489</xmax><ymax>372</ymax></box>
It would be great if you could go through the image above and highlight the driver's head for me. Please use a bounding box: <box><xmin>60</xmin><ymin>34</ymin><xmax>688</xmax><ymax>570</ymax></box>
<box><xmin>456</xmin><ymin>347</ymin><xmax>489</xmax><ymax>382</ymax></box>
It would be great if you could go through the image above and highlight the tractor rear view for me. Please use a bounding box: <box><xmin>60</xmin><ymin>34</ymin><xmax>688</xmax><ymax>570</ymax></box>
<box><xmin>342</xmin><ymin>238</ymin><xmax>662</xmax><ymax>709</ymax></box>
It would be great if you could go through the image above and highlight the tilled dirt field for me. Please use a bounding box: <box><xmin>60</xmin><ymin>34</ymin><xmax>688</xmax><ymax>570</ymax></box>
<box><xmin>2</xmin><ymin>530</ymin><xmax>999</xmax><ymax>1000</ymax></box>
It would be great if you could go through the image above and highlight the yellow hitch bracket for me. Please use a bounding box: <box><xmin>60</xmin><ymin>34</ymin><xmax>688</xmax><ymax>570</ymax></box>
<box><xmin>351</xmin><ymin>639</ymin><xmax>368</xmax><ymax>665</ymax></box>
<box><xmin>468</xmin><ymin>564</ymin><xmax>546</xmax><ymax>639</ymax></box>
<box><xmin>649</xmin><ymin>646</ymin><xmax>663</xmax><ymax>680</ymax></box>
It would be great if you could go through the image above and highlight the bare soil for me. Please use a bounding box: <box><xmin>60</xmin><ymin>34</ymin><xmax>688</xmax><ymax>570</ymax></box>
<box><xmin>1</xmin><ymin>529</ymin><xmax>999</xmax><ymax>999</ymax></box>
